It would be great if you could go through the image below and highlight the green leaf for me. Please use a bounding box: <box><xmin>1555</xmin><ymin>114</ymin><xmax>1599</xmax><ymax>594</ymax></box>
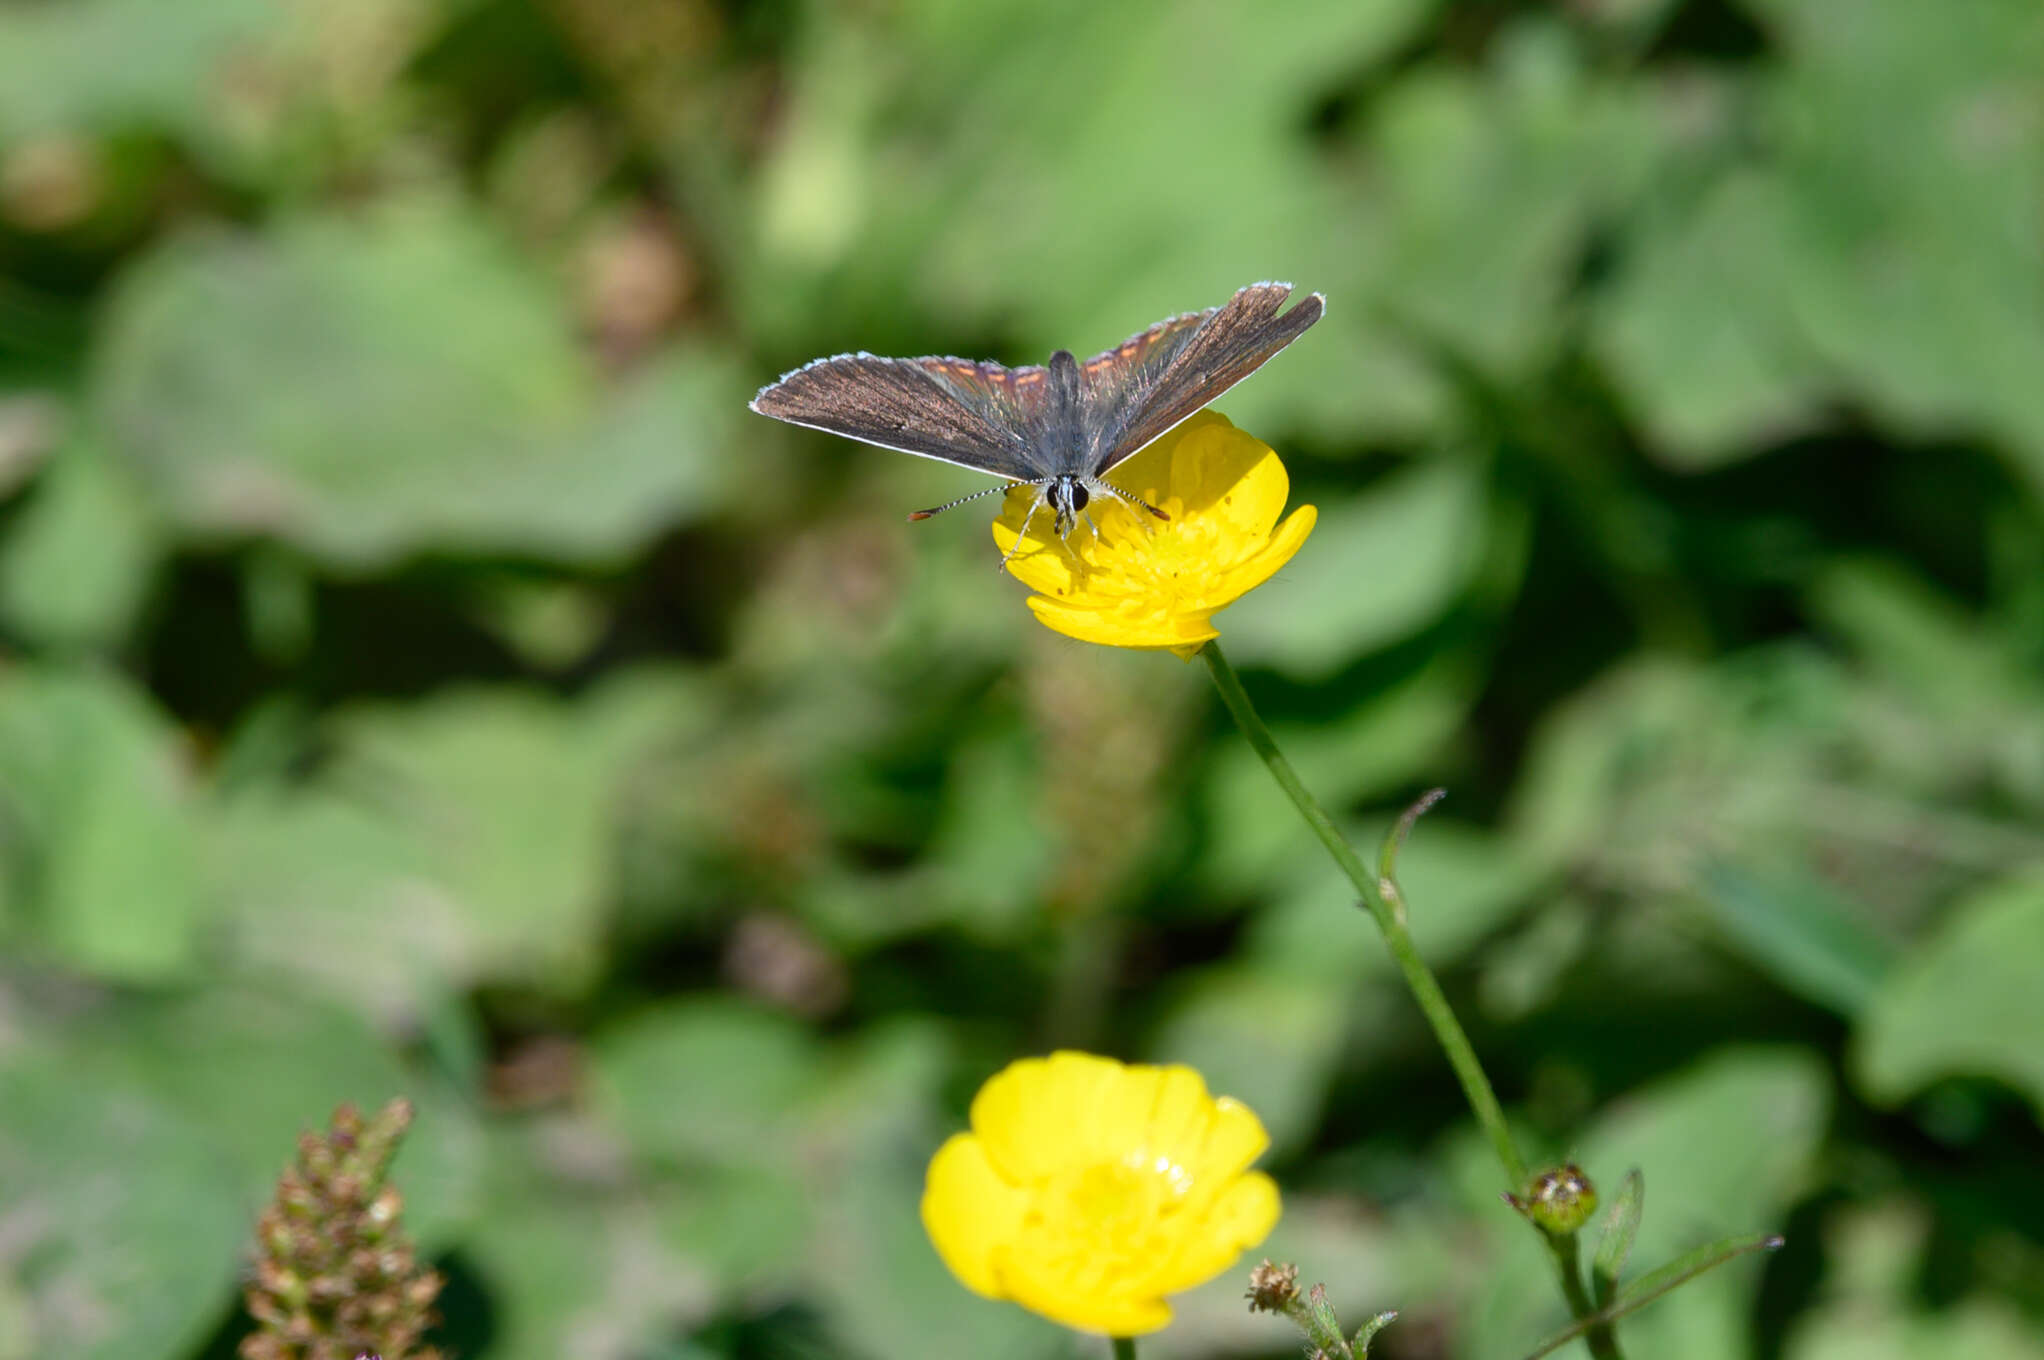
<box><xmin>1201</xmin><ymin>652</ymin><xmax>1479</xmax><ymax>893</ymax></box>
<box><xmin>658</xmin><ymin>1164</ymin><xmax>812</xmax><ymax>1294</ymax></box>
<box><xmin>1854</xmin><ymin>868</ymin><xmax>2044</xmax><ymax>1122</ymax></box>
<box><xmin>802</xmin><ymin>1026</ymin><xmax>1064</xmax><ymax>1360</ymax></box>
<box><xmin>1180</xmin><ymin>819</ymin><xmax>1543</xmax><ymax>1144</ymax></box>
<box><xmin>1218</xmin><ymin>459</ymin><xmax>1489</xmax><ymax>680</ymax></box>
<box><xmin>1592</xmin><ymin>1168</ymin><xmax>1645</xmax><ymax>1307</ymax></box>
<box><xmin>464</xmin><ymin>1129</ymin><xmax>706</xmax><ymax>1360</ymax></box>
<box><xmin>593</xmin><ymin>997</ymin><xmax>824</xmax><ymax>1171</ymax></box>
<box><xmin>1355</xmin><ymin>1309</ymin><xmax>1400</xmax><ymax>1355</ymax></box>
<box><xmin>0</xmin><ymin>1044</ymin><xmax>246</xmax><ymax>1360</ymax></box>
<box><xmin>917</xmin><ymin>720</ymin><xmax>1057</xmax><ymax>940</ymax></box>
<box><xmin>1697</xmin><ymin>862</ymin><xmax>1898</xmax><ymax>1016</ymax></box>
<box><xmin>1596</xmin><ymin>0</ymin><xmax>2044</xmax><ymax>484</ymax></box>
<box><xmin>1359</xmin><ymin>23</ymin><xmax>1661</xmax><ymax>379</ymax></box>
<box><xmin>1594</xmin><ymin>169</ymin><xmax>1829</xmax><ymax>464</ymax></box>
<box><xmin>1460</xmin><ymin>1049</ymin><xmax>1824</xmax><ymax>1360</ymax></box>
<box><xmin>81</xmin><ymin>986</ymin><xmax>482</xmax><ymax>1251</ymax></box>
<box><xmin>0</xmin><ymin>664</ymin><xmax>206</xmax><ymax>981</ymax></box>
<box><xmin>207</xmin><ymin>779</ymin><xmax>451</xmax><ymax>1015</ymax></box>
<box><xmin>1788</xmin><ymin>1299</ymin><xmax>2044</xmax><ymax>1360</ymax></box>
<box><xmin>1581</xmin><ymin>1050</ymin><xmax>1822</xmax><ymax>1259</ymax></box>
<box><xmin>214</xmin><ymin>668</ymin><xmax>717</xmax><ymax>1014</ymax></box>
<box><xmin>1574</xmin><ymin>1051</ymin><xmax>1821</xmax><ymax>1360</ymax></box>
<box><xmin>1147</xmin><ymin>967</ymin><xmax>1351</xmax><ymax>1157</ymax></box>
<box><xmin>1248</xmin><ymin>818</ymin><xmax>1544</xmax><ymax>982</ymax></box>
<box><xmin>1521</xmin><ymin>1233</ymin><xmax>1784</xmax><ymax>1360</ymax></box>
<box><xmin>0</xmin><ymin>0</ymin><xmax>285</xmax><ymax>144</ymax></box>
<box><xmin>1760</xmin><ymin>0</ymin><xmax>2044</xmax><ymax>491</ymax></box>
<box><xmin>1477</xmin><ymin>896</ymin><xmax>1596</xmax><ymax>1021</ymax></box>
<box><xmin>92</xmin><ymin>203</ymin><xmax>747</xmax><ymax>568</ymax></box>
<box><xmin>742</xmin><ymin>0</ymin><xmax>1444</xmax><ymax>445</ymax></box>
<box><xmin>0</xmin><ymin>432</ymin><xmax>163</xmax><ymax>650</ymax></box>
<box><xmin>1782</xmin><ymin>1202</ymin><xmax>2044</xmax><ymax>1360</ymax></box>
<box><xmin>325</xmin><ymin>689</ymin><xmax>631</xmax><ymax>986</ymax></box>
<box><xmin>1810</xmin><ymin>559</ymin><xmax>2044</xmax><ymax>737</ymax></box>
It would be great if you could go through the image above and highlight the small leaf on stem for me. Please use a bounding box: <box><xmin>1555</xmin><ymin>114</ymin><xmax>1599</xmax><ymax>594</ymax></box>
<box><xmin>1377</xmin><ymin>787</ymin><xmax>1445</xmax><ymax>926</ymax></box>
<box><xmin>1516</xmin><ymin>1231</ymin><xmax>1784</xmax><ymax>1360</ymax></box>
<box><xmin>1592</xmin><ymin>1169</ymin><xmax>1645</xmax><ymax>1307</ymax></box>
<box><xmin>1353</xmin><ymin>1310</ymin><xmax>1398</xmax><ymax>1356</ymax></box>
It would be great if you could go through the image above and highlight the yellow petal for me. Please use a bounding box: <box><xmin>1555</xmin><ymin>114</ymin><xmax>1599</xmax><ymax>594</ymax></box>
<box><xmin>992</xmin><ymin>499</ymin><xmax>1080</xmax><ymax>596</ymax></box>
<box><xmin>1025</xmin><ymin>595</ymin><xmax>1219</xmax><ymax>650</ymax></box>
<box><xmin>970</xmin><ymin>1051</ymin><xmax>1117</xmax><ymax>1183</ymax></box>
<box><xmin>1086</xmin><ymin>1063</ymin><xmax>1213</xmax><ymax>1172</ymax></box>
<box><xmin>998</xmin><ymin>1261</ymin><xmax>1176</xmax><ymax>1337</ymax></box>
<box><xmin>1143</xmin><ymin>1091</ymin><xmax>1271</xmax><ymax>1197</ymax></box>
<box><xmin>1164</xmin><ymin>415</ymin><xmax>1288</xmax><ymax>534</ymax></box>
<box><xmin>989</xmin><ymin>412</ymin><xmax>1314</xmax><ymax>652</ymax></box>
<box><xmin>1193</xmin><ymin>1098</ymin><xmax>1273</xmax><ymax>1198</ymax></box>
<box><xmin>920</xmin><ymin>1133</ymin><xmax>1030</xmax><ymax>1298</ymax></box>
<box><xmin>1210</xmin><ymin>503</ymin><xmax>1317</xmax><ymax>605</ymax></box>
<box><xmin>1151</xmin><ymin>1171</ymin><xmax>1282</xmax><ymax>1294</ymax></box>
<box><xmin>924</xmin><ymin>1052</ymin><xmax>1285</xmax><ymax>1337</ymax></box>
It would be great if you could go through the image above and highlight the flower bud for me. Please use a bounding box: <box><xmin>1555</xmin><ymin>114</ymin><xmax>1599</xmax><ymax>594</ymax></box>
<box><xmin>1506</xmin><ymin>1163</ymin><xmax>1599</xmax><ymax>1234</ymax></box>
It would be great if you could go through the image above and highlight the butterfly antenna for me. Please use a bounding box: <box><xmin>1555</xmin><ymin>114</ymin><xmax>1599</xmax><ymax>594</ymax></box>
<box><xmin>908</xmin><ymin>482</ymin><xmax>1017</xmax><ymax>521</ymax></box>
<box><xmin>1098</xmin><ymin>482</ymin><xmax>1169</xmax><ymax>524</ymax></box>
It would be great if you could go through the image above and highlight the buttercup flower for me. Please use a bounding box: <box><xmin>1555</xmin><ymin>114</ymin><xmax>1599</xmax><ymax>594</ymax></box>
<box><xmin>992</xmin><ymin>411</ymin><xmax>1316</xmax><ymax>657</ymax></box>
<box><xmin>921</xmin><ymin>1050</ymin><xmax>1281</xmax><ymax>1336</ymax></box>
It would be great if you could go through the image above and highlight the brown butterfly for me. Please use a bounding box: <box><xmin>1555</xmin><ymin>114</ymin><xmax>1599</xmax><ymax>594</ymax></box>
<box><xmin>750</xmin><ymin>282</ymin><xmax>1324</xmax><ymax>558</ymax></box>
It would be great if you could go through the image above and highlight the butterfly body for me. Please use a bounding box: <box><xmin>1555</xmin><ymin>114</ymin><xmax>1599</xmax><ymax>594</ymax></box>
<box><xmin>750</xmin><ymin>282</ymin><xmax>1324</xmax><ymax>554</ymax></box>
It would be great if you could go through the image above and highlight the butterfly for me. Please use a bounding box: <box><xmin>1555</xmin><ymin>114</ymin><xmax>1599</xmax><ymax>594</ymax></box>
<box><xmin>749</xmin><ymin>281</ymin><xmax>1324</xmax><ymax>565</ymax></box>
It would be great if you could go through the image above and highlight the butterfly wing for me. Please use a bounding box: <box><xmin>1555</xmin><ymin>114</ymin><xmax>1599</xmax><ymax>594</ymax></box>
<box><xmin>750</xmin><ymin>352</ymin><xmax>1060</xmax><ymax>481</ymax></box>
<box><xmin>1081</xmin><ymin>282</ymin><xmax>1325</xmax><ymax>475</ymax></box>
<box><xmin>1076</xmin><ymin>305</ymin><xmax>1214</xmax><ymax>447</ymax></box>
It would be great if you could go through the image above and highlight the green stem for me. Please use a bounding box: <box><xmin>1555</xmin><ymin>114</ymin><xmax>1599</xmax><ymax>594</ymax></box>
<box><xmin>1546</xmin><ymin>1232</ymin><xmax>1621</xmax><ymax>1360</ymax></box>
<box><xmin>1200</xmin><ymin>641</ymin><xmax>1621</xmax><ymax>1359</ymax></box>
<box><xmin>1112</xmin><ymin>1338</ymin><xmax>1136</xmax><ymax>1360</ymax></box>
<box><xmin>1201</xmin><ymin>642</ymin><xmax>1523</xmax><ymax>1184</ymax></box>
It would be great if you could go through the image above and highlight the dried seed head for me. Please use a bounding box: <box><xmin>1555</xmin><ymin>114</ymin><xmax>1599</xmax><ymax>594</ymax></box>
<box><xmin>1245</xmin><ymin>1259</ymin><xmax>1301</xmax><ymax>1312</ymax></box>
<box><xmin>239</xmin><ymin>1100</ymin><xmax>443</xmax><ymax>1360</ymax></box>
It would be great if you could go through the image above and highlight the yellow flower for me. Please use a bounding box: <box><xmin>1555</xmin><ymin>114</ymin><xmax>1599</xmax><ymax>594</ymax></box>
<box><xmin>992</xmin><ymin>412</ymin><xmax>1316</xmax><ymax>658</ymax></box>
<box><xmin>920</xmin><ymin>1050</ymin><xmax>1281</xmax><ymax>1337</ymax></box>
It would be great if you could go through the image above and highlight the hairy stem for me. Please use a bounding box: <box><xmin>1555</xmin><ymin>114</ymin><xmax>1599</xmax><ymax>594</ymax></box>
<box><xmin>1201</xmin><ymin>641</ymin><xmax>1621</xmax><ymax>1359</ymax></box>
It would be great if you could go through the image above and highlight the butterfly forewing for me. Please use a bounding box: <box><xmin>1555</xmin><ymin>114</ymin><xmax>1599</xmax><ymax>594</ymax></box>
<box><xmin>750</xmin><ymin>353</ymin><xmax>1056</xmax><ymax>480</ymax></box>
<box><xmin>1083</xmin><ymin>282</ymin><xmax>1324</xmax><ymax>475</ymax></box>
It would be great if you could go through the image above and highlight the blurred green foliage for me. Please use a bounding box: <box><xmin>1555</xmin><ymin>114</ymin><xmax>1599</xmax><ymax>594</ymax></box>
<box><xmin>2</xmin><ymin>1</ymin><xmax>2043</xmax><ymax>1358</ymax></box>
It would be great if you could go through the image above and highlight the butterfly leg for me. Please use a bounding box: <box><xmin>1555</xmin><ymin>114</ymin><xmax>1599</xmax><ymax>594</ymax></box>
<box><xmin>996</xmin><ymin>485</ymin><xmax>1052</xmax><ymax>573</ymax></box>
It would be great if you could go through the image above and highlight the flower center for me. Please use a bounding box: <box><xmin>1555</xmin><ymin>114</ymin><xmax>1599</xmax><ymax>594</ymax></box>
<box><xmin>1016</xmin><ymin>1153</ymin><xmax>1192</xmax><ymax>1295</ymax></box>
<box><xmin>1064</xmin><ymin>498</ymin><xmax>1239</xmax><ymax>603</ymax></box>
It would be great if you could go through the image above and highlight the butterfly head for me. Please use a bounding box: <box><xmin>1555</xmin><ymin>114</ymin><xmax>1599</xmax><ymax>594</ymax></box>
<box><xmin>1045</xmin><ymin>475</ymin><xmax>1091</xmax><ymax>538</ymax></box>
